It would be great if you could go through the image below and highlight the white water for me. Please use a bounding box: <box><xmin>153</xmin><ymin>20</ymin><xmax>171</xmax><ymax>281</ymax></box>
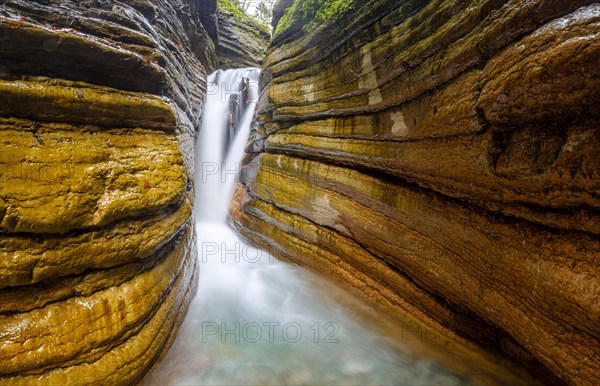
<box><xmin>143</xmin><ymin>69</ymin><xmax>526</xmax><ymax>385</ymax></box>
<box><xmin>195</xmin><ymin>68</ymin><xmax>260</xmax><ymax>223</ymax></box>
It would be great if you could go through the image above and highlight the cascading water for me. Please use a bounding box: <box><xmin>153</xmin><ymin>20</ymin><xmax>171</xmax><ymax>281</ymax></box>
<box><xmin>144</xmin><ymin>69</ymin><xmax>528</xmax><ymax>385</ymax></box>
<box><xmin>195</xmin><ymin>68</ymin><xmax>260</xmax><ymax>223</ymax></box>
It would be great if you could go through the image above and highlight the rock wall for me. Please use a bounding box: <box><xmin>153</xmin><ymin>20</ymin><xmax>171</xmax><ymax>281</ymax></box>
<box><xmin>0</xmin><ymin>0</ymin><xmax>214</xmax><ymax>383</ymax></box>
<box><xmin>215</xmin><ymin>0</ymin><xmax>270</xmax><ymax>69</ymax></box>
<box><xmin>231</xmin><ymin>1</ymin><xmax>600</xmax><ymax>385</ymax></box>
<box><xmin>271</xmin><ymin>0</ymin><xmax>294</xmax><ymax>30</ymax></box>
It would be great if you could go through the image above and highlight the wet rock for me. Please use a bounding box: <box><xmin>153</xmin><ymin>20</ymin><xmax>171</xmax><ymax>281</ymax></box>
<box><xmin>215</xmin><ymin>1</ymin><xmax>270</xmax><ymax>69</ymax></box>
<box><xmin>0</xmin><ymin>0</ymin><xmax>213</xmax><ymax>383</ymax></box>
<box><xmin>231</xmin><ymin>1</ymin><xmax>600</xmax><ymax>385</ymax></box>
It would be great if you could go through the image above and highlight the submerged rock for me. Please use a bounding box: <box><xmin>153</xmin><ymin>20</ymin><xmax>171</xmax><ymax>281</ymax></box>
<box><xmin>0</xmin><ymin>0</ymin><xmax>215</xmax><ymax>383</ymax></box>
<box><xmin>231</xmin><ymin>1</ymin><xmax>600</xmax><ymax>385</ymax></box>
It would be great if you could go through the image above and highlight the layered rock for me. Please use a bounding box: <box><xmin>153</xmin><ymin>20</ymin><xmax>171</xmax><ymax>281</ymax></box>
<box><xmin>232</xmin><ymin>1</ymin><xmax>600</xmax><ymax>385</ymax></box>
<box><xmin>215</xmin><ymin>0</ymin><xmax>270</xmax><ymax>69</ymax></box>
<box><xmin>0</xmin><ymin>0</ymin><xmax>213</xmax><ymax>383</ymax></box>
<box><xmin>271</xmin><ymin>0</ymin><xmax>294</xmax><ymax>30</ymax></box>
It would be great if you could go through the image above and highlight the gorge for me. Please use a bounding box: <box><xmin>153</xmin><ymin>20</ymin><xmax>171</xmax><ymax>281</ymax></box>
<box><xmin>0</xmin><ymin>0</ymin><xmax>598</xmax><ymax>385</ymax></box>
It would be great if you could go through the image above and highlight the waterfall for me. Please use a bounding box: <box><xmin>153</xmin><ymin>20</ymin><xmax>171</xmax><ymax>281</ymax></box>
<box><xmin>195</xmin><ymin>67</ymin><xmax>260</xmax><ymax>223</ymax></box>
<box><xmin>143</xmin><ymin>69</ymin><xmax>495</xmax><ymax>385</ymax></box>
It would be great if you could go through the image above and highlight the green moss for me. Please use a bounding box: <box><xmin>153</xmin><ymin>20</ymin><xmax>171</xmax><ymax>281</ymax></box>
<box><xmin>274</xmin><ymin>0</ymin><xmax>360</xmax><ymax>38</ymax></box>
<box><xmin>315</xmin><ymin>0</ymin><xmax>360</xmax><ymax>23</ymax></box>
<box><xmin>252</xmin><ymin>19</ymin><xmax>271</xmax><ymax>38</ymax></box>
<box><xmin>217</xmin><ymin>0</ymin><xmax>245</xmax><ymax>20</ymax></box>
<box><xmin>274</xmin><ymin>0</ymin><xmax>319</xmax><ymax>37</ymax></box>
<box><xmin>217</xmin><ymin>0</ymin><xmax>271</xmax><ymax>36</ymax></box>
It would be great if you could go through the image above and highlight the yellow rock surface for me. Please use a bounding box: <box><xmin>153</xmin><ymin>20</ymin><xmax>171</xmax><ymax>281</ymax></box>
<box><xmin>0</xmin><ymin>225</ymin><xmax>193</xmax><ymax>376</ymax></box>
<box><xmin>0</xmin><ymin>232</ymin><xmax>198</xmax><ymax>385</ymax></box>
<box><xmin>0</xmin><ymin>0</ymin><xmax>212</xmax><ymax>381</ymax></box>
<box><xmin>0</xmin><ymin>117</ymin><xmax>186</xmax><ymax>234</ymax></box>
<box><xmin>233</xmin><ymin>1</ymin><xmax>600</xmax><ymax>385</ymax></box>
<box><xmin>0</xmin><ymin>195</ymin><xmax>192</xmax><ymax>289</ymax></box>
<box><xmin>0</xmin><ymin>79</ymin><xmax>177</xmax><ymax>129</ymax></box>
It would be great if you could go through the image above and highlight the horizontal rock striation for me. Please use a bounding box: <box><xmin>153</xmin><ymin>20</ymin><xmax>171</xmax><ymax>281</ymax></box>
<box><xmin>0</xmin><ymin>0</ymin><xmax>213</xmax><ymax>383</ymax></box>
<box><xmin>215</xmin><ymin>0</ymin><xmax>271</xmax><ymax>69</ymax></box>
<box><xmin>232</xmin><ymin>1</ymin><xmax>600</xmax><ymax>385</ymax></box>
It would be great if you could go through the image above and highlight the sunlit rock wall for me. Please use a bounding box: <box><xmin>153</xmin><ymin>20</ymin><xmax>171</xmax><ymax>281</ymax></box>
<box><xmin>231</xmin><ymin>1</ymin><xmax>600</xmax><ymax>385</ymax></box>
<box><xmin>0</xmin><ymin>0</ymin><xmax>214</xmax><ymax>383</ymax></box>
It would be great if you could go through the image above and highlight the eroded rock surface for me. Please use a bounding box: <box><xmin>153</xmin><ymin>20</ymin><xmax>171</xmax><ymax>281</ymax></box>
<box><xmin>0</xmin><ymin>0</ymin><xmax>213</xmax><ymax>383</ymax></box>
<box><xmin>231</xmin><ymin>1</ymin><xmax>600</xmax><ymax>385</ymax></box>
<box><xmin>215</xmin><ymin>0</ymin><xmax>270</xmax><ymax>69</ymax></box>
<box><xmin>271</xmin><ymin>0</ymin><xmax>294</xmax><ymax>30</ymax></box>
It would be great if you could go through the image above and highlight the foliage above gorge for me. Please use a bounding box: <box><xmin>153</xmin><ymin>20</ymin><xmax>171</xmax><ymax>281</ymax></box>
<box><xmin>217</xmin><ymin>0</ymin><xmax>273</xmax><ymax>32</ymax></box>
<box><xmin>274</xmin><ymin>0</ymin><xmax>361</xmax><ymax>38</ymax></box>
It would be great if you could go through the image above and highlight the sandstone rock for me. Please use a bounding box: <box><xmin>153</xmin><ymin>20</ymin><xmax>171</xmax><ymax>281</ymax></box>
<box><xmin>194</xmin><ymin>0</ymin><xmax>219</xmax><ymax>45</ymax></box>
<box><xmin>0</xmin><ymin>196</ymin><xmax>192</xmax><ymax>289</ymax></box>
<box><xmin>0</xmin><ymin>230</ymin><xmax>181</xmax><ymax>314</ymax></box>
<box><xmin>0</xmin><ymin>225</ymin><xmax>194</xmax><ymax>377</ymax></box>
<box><xmin>0</xmin><ymin>117</ymin><xmax>187</xmax><ymax>234</ymax></box>
<box><xmin>0</xmin><ymin>0</ymin><xmax>215</xmax><ymax>382</ymax></box>
<box><xmin>232</xmin><ymin>1</ymin><xmax>600</xmax><ymax>385</ymax></box>
<box><xmin>0</xmin><ymin>79</ymin><xmax>177</xmax><ymax>130</ymax></box>
<box><xmin>215</xmin><ymin>0</ymin><xmax>270</xmax><ymax>69</ymax></box>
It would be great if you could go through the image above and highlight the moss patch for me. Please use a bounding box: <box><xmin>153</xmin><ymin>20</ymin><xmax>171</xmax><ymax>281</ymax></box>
<box><xmin>274</xmin><ymin>0</ymin><xmax>361</xmax><ymax>38</ymax></box>
<box><xmin>217</xmin><ymin>0</ymin><xmax>271</xmax><ymax>36</ymax></box>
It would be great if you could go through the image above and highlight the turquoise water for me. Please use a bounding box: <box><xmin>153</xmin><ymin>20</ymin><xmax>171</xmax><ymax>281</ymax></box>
<box><xmin>144</xmin><ymin>68</ymin><xmax>535</xmax><ymax>386</ymax></box>
<box><xmin>145</xmin><ymin>225</ymin><xmax>471</xmax><ymax>386</ymax></box>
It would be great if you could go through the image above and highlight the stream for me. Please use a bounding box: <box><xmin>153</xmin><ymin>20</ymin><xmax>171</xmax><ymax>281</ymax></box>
<box><xmin>144</xmin><ymin>68</ymin><xmax>532</xmax><ymax>385</ymax></box>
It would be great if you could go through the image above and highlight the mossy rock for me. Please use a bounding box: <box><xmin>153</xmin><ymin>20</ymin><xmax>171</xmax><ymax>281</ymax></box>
<box><xmin>273</xmin><ymin>0</ymin><xmax>363</xmax><ymax>41</ymax></box>
<box><xmin>217</xmin><ymin>0</ymin><xmax>271</xmax><ymax>36</ymax></box>
<box><xmin>216</xmin><ymin>0</ymin><xmax>271</xmax><ymax>68</ymax></box>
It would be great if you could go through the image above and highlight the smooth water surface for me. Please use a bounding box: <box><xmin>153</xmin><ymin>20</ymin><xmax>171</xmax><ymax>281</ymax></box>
<box><xmin>145</xmin><ymin>69</ymin><xmax>537</xmax><ymax>386</ymax></box>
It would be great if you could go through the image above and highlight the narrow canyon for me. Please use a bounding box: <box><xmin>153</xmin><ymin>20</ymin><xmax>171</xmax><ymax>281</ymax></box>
<box><xmin>0</xmin><ymin>0</ymin><xmax>598</xmax><ymax>385</ymax></box>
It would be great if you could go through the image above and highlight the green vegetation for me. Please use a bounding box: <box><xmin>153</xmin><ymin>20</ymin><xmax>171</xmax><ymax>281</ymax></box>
<box><xmin>315</xmin><ymin>0</ymin><xmax>360</xmax><ymax>23</ymax></box>
<box><xmin>274</xmin><ymin>0</ymin><xmax>319</xmax><ymax>37</ymax></box>
<box><xmin>217</xmin><ymin>0</ymin><xmax>272</xmax><ymax>34</ymax></box>
<box><xmin>217</xmin><ymin>0</ymin><xmax>271</xmax><ymax>60</ymax></box>
<box><xmin>274</xmin><ymin>0</ymin><xmax>360</xmax><ymax>37</ymax></box>
<box><xmin>217</xmin><ymin>0</ymin><xmax>249</xmax><ymax>20</ymax></box>
<box><xmin>254</xmin><ymin>2</ymin><xmax>273</xmax><ymax>23</ymax></box>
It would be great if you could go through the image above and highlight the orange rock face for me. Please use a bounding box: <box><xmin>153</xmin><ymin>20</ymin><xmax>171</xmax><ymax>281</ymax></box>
<box><xmin>0</xmin><ymin>0</ymin><xmax>214</xmax><ymax>383</ymax></box>
<box><xmin>231</xmin><ymin>1</ymin><xmax>600</xmax><ymax>385</ymax></box>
